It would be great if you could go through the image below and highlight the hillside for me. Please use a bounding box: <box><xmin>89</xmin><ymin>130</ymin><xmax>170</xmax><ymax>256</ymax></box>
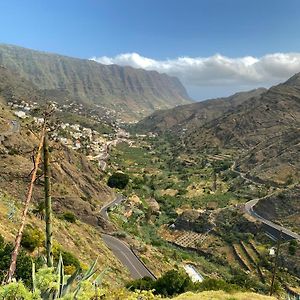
<box><xmin>0</xmin><ymin>98</ymin><xmax>139</xmax><ymax>283</ymax></box>
<box><xmin>184</xmin><ymin>79</ymin><xmax>300</xmax><ymax>183</ymax></box>
<box><xmin>255</xmin><ymin>186</ymin><xmax>300</xmax><ymax>234</ymax></box>
<box><xmin>0</xmin><ymin>44</ymin><xmax>191</xmax><ymax>120</ymax></box>
<box><xmin>0</xmin><ymin>67</ymin><xmax>298</xmax><ymax>297</ymax></box>
<box><xmin>0</xmin><ymin>100</ymin><xmax>113</xmax><ymax>226</ymax></box>
<box><xmin>136</xmin><ymin>75</ymin><xmax>300</xmax><ymax>184</ymax></box>
<box><xmin>0</xmin><ymin>66</ymin><xmax>117</xmax><ymax>231</ymax></box>
<box><xmin>135</xmin><ymin>88</ymin><xmax>266</xmax><ymax>134</ymax></box>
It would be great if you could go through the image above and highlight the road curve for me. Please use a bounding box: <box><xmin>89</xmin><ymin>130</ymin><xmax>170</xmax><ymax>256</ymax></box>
<box><xmin>100</xmin><ymin>194</ymin><xmax>124</xmax><ymax>220</ymax></box>
<box><xmin>231</xmin><ymin>163</ymin><xmax>300</xmax><ymax>241</ymax></box>
<box><xmin>100</xmin><ymin>196</ymin><xmax>156</xmax><ymax>280</ymax></box>
<box><xmin>244</xmin><ymin>195</ymin><xmax>300</xmax><ymax>242</ymax></box>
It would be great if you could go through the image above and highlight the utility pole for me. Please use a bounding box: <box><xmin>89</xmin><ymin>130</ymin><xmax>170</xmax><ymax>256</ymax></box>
<box><xmin>270</xmin><ymin>231</ymin><xmax>282</xmax><ymax>296</ymax></box>
<box><xmin>43</xmin><ymin>132</ymin><xmax>53</xmax><ymax>267</ymax></box>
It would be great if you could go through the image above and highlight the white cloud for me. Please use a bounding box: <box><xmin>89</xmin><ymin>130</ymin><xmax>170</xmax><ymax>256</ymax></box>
<box><xmin>90</xmin><ymin>52</ymin><xmax>300</xmax><ymax>99</ymax></box>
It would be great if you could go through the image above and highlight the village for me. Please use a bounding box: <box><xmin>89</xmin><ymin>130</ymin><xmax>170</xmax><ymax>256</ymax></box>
<box><xmin>7</xmin><ymin>98</ymin><xmax>139</xmax><ymax>171</ymax></box>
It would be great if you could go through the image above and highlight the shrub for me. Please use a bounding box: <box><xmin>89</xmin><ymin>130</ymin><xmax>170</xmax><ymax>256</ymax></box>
<box><xmin>126</xmin><ymin>276</ymin><xmax>154</xmax><ymax>291</ymax></box>
<box><xmin>61</xmin><ymin>250</ymin><xmax>81</xmax><ymax>270</ymax></box>
<box><xmin>288</xmin><ymin>240</ymin><xmax>297</xmax><ymax>255</ymax></box>
<box><xmin>0</xmin><ymin>234</ymin><xmax>36</xmax><ymax>287</ymax></box>
<box><xmin>0</xmin><ymin>281</ymin><xmax>40</xmax><ymax>300</ymax></box>
<box><xmin>62</xmin><ymin>211</ymin><xmax>77</xmax><ymax>223</ymax></box>
<box><xmin>154</xmin><ymin>269</ymin><xmax>193</xmax><ymax>296</ymax></box>
<box><xmin>52</xmin><ymin>245</ymin><xmax>81</xmax><ymax>272</ymax></box>
<box><xmin>21</xmin><ymin>225</ymin><xmax>44</xmax><ymax>252</ymax></box>
<box><xmin>107</xmin><ymin>172</ymin><xmax>129</xmax><ymax>189</ymax></box>
<box><xmin>32</xmin><ymin>202</ymin><xmax>45</xmax><ymax>220</ymax></box>
<box><xmin>197</xmin><ymin>278</ymin><xmax>239</xmax><ymax>293</ymax></box>
<box><xmin>126</xmin><ymin>269</ymin><xmax>193</xmax><ymax>296</ymax></box>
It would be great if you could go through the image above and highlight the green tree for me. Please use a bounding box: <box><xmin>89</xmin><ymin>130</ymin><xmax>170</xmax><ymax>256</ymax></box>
<box><xmin>107</xmin><ymin>172</ymin><xmax>129</xmax><ymax>189</ymax></box>
<box><xmin>153</xmin><ymin>269</ymin><xmax>192</xmax><ymax>296</ymax></box>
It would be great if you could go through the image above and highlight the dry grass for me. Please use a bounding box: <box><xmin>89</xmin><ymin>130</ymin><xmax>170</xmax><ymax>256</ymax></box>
<box><xmin>0</xmin><ymin>191</ymin><xmax>130</xmax><ymax>286</ymax></box>
<box><xmin>172</xmin><ymin>291</ymin><xmax>276</xmax><ymax>300</ymax></box>
<box><xmin>157</xmin><ymin>188</ymin><xmax>178</xmax><ymax>197</ymax></box>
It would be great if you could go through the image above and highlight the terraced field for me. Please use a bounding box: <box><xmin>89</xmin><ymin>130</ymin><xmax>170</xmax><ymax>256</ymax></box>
<box><xmin>232</xmin><ymin>240</ymin><xmax>267</xmax><ymax>284</ymax></box>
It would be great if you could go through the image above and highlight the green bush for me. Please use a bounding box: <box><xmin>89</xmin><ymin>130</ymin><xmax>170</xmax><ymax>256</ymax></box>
<box><xmin>126</xmin><ymin>276</ymin><xmax>154</xmax><ymax>291</ymax></box>
<box><xmin>52</xmin><ymin>246</ymin><xmax>81</xmax><ymax>272</ymax></box>
<box><xmin>107</xmin><ymin>172</ymin><xmax>129</xmax><ymax>189</ymax></box>
<box><xmin>154</xmin><ymin>269</ymin><xmax>193</xmax><ymax>296</ymax></box>
<box><xmin>197</xmin><ymin>278</ymin><xmax>239</xmax><ymax>293</ymax></box>
<box><xmin>0</xmin><ymin>234</ymin><xmax>37</xmax><ymax>287</ymax></box>
<box><xmin>32</xmin><ymin>202</ymin><xmax>45</xmax><ymax>219</ymax></box>
<box><xmin>21</xmin><ymin>225</ymin><xmax>44</xmax><ymax>252</ymax></box>
<box><xmin>288</xmin><ymin>240</ymin><xmax>297</xmax><ymax>255</ymax></box>
<box><xmin>230</xmin><ymin>268</ymin><xmax>267</xmax><ymax>292</ymax></box>
<box><xmin>0</xmin><ymin>281</ymin><xmax>40</xmax><ymax>300</ymax></box>
<box><xmin>128</xmin><ymin>269</ymin><xmax>193</xmax><ymax>297</ymax></box>
<box><xmin>62</xmin><ymin>211</ymin><xmax>77</xmax><ymax>223</ymax></box>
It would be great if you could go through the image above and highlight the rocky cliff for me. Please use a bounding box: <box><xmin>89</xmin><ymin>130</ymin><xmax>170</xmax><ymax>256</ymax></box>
<box><xmin>0</xmin><ymin>44</ymin><xmax>191</xmax><ymax>120</ymax></box>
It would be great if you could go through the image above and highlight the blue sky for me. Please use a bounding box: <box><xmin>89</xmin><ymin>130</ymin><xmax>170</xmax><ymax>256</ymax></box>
<box><xmin>1</xmin><ymin>0</ymin><xmax>300</xmax><ymax>99</ymax></box>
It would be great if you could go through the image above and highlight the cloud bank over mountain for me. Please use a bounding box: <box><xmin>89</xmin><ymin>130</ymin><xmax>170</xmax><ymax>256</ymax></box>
<box><xmin>90</xmin><ymin>53</ymin><xmax>300</xmax><ymax>99</ymax></box>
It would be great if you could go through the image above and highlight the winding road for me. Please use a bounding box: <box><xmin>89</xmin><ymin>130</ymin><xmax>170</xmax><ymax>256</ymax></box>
<box><xmin>100</xmin><ymin>196</ymin><xmax>156</xmax><ymax>280</ymax></box>
<box><xmin>231</xmin><ymin>163</ymin><xmax>300</xmax><ymax>241</ymax></box>
<box><xmin>245</xmin><ymin>197</ymin><xmax>300</xmax><ymax>242</ymax></box>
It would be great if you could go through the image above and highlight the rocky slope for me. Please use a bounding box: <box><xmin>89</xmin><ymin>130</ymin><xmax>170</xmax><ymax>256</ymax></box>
<box><xmin>135</xmin><ymin>88</ymin><xmax>266</xmax><ymax>133</ymax></box>
<box><xmin>0</xmin><ymin>98</ymin><xmax>134</xmax><ymax>281</ymax></box>
<box><xmin>185</xmin><ymin>82</ymin><xmax>300</xmax><ymax>149</ymax></box>
<box><xmin>185</xmin><ymin>78</ymin><xmax>300</xmax><ymax>183</ymax></box>
<box><xmin>255</xmin><ymin>186</ymin><xmax>300</xmax><ymax>234</ymax></box>
<box><xmin>0</xmin><ymin>65</ymin><xmax>70</xmax><ymax>106</ymax></box>
<box><xmin>0</xmin><ymin>99</ymin><xmax>113</xmax><ymax>227</ymax></box>
<box><xmin>0</xmin><ymin>44</ymin><xmax>191</xmax><ymax>120</ymax></box>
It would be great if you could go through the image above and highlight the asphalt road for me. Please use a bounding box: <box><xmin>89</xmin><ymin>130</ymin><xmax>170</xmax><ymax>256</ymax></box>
<box><xmin>100</xmin><ymin>196</ymin><xmax>156</xmax><ymax>280</ymax></box>
<box><xmin>102</xmin><ymin>234</ymin><xmax>155</xmax><ymax>279</ymax></box>
<box><xmin>100</xmin><ymin>194</ymin><xmax>124</xmax><ymax>220</ymax></box>
<box><xmin>244</xmin><ymin>196</ymin><xmax>300</xmax><ymax>242</ymax></box>
<box><xmin>231</xmin><ymin>162</ymin><xmax>300</xmax><ymax>241</ymax></box>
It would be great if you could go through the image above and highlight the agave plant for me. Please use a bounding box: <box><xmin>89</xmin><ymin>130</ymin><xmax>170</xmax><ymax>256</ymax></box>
<box><xmin>32</xmin><ymin>254</ymin><xmax>105</xmax><ymax>300</ymax></box>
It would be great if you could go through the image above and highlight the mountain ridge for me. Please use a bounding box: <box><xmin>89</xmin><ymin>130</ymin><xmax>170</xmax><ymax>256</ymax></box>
<box><xmin>135</xmin><ymin>88</ymin><xmax>267</xmax><ymax>134</ymax></box>
<box><xmin>0</xmin><ymin>44</ymin><xmax>191</xmax><ymax>120</ymax></box>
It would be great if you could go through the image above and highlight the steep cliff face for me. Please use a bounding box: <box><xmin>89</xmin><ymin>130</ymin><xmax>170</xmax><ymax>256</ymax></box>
<box><xmin>0</xmin><ymin>44</ymin><xmax>191</xmax><ymax>120</ymax></box>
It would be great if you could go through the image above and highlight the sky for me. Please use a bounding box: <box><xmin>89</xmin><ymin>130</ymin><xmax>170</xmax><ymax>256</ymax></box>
<box><xmin>1</xmin><ymin>0</ymin><xmax>300</xmax><ymax>100</ymax></box>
